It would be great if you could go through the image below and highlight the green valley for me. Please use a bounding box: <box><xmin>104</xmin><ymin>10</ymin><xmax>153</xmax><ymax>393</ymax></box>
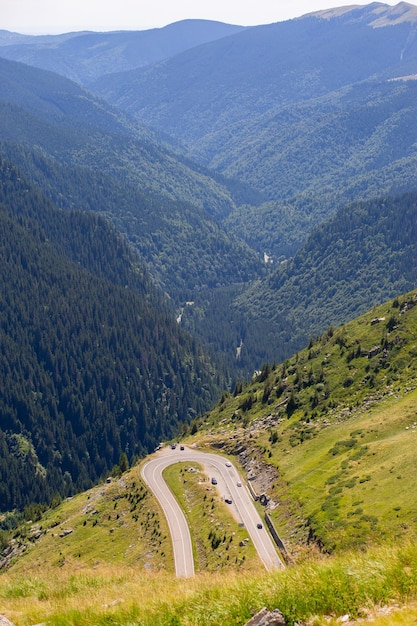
<box><xmin>1</xmin><ymin>5</ymin><xmax>417</xmax><ymax>623</ymax></box>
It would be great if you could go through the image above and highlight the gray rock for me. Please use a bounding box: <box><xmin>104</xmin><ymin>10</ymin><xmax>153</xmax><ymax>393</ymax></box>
<box><xmin>0</xmin><ymin>616</ymin><xmax>15</xmax><ymax>626</ymax></box>
<box><xmin>245</xmin><ymin>607</ymin><xmax>286</xmax><ymax>625</ymax></box>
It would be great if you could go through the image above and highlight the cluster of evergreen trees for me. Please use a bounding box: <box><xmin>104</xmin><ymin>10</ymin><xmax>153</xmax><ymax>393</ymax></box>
<box><xmin>0</xmin><ymin>157</ymin><xmax>224</xmax><ymax>512</ymax></box>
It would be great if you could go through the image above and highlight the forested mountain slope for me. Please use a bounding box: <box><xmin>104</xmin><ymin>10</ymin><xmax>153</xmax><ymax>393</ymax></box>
<box><xmin>91</xmin><ymin>3</ymin><xmax>417</xmax><ymax>257</ymax></box>
<box><xmin>0</xmin><ymin>157</ymin><xmax>224</xmax><ymax>512</ymax></box>
<box><xmin>0</xmin><ymin>21</ymin><xmax>245</xmax><ymax>84</ymax></box>
<box><xmin>232</xmin><ymin>190</ymin><xmax>417</xmax><ymax>365</ymax></box>
<box><xmin>0</xmin><ymin>57</ymin><xmax>264</xmax><ymax>300</ymax></box>
<box><xmin>222</xmin><ymin>77</ymin><xmax>417</xmax><ymax>257</ymax></box>
<box><xmin>2</xmin><ymin>8</ymin><xmax>417</xmax><ymax>381</ymax></box>
<box><xmin>0</xmin><ymin>56</ymin><xmax>235</xmax><ymax>215</ymax></box>
<box><xmin>179</xmin><ymin>188</ymin><xmax>417</xmax><ymax>370</ymax></box>
<box><xmin>92</xmin><ymin>3</ymin><xmax>417</xmax><ymax>149</ymax></box>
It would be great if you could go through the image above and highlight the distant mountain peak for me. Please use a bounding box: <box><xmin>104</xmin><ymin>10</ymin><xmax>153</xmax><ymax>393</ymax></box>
<box><xmin>306</xmin><ymin>3</ymin><xmax>370</xmax><ymax>20</ymax></box>
<box><xmin>369</xmin><ymin>1</ymin><xmax>417</xmax><ymax>27</ymax></box>
<box><xmin>307</xmin><ymin>2</ymin><xmax>417</xmax><ymax>27</ymax></box>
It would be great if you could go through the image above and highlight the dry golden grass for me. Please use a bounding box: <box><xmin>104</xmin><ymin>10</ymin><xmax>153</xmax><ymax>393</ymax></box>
<box><xmin>2</xmin><ymin>541</ymin><xmax>417</xmax><ymax>625</ymax></box>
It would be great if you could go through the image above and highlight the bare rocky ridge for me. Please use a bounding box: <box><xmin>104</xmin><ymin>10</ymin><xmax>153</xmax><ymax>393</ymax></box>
<box><xmin>310</xmin><ymin>1</ymin><xmax>417</xmax><ymax>27</ymax></box>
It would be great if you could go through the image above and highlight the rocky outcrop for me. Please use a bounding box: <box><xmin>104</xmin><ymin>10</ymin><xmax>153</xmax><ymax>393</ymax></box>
<box><xmin>244</xmin><ymin>607</ymin><xmax>286</xmax><ymax>625</ymax></box>
<box><xmin>0</xmin><ymin>539</ymin><xmax>28</xmax><ymax>571</ymax></box>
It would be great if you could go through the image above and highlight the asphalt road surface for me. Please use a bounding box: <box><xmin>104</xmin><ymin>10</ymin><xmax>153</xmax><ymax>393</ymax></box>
<box><xmin>141</xmin><ymin>445</ymin><xmax>284</xmax><ymax>577</ymax></box>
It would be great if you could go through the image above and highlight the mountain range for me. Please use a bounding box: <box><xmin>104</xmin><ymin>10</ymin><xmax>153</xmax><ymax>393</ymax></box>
<box><xmin>1</xmin><ymin>2</ymin><xmax>417</xmax><ymax>511</ymax></box>
<box><xmin>89</xmin><ymin>2</ymin><xmax>417</xmax><ymax>256</ymax></box>
<box><xmin>0</xmin><ymin>20</ymin><xmax>245</xmax><ymax>83</ymax></box>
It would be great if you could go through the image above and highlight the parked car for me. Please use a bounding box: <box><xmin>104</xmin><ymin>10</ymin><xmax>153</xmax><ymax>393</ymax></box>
<box><xmin>225</xmin><ymin>498</ymin><xmax>232</xmax><ymax>504</ymax></box>
<box><xmin>211</xmin><ymin>477</ymin><xmax>217</xmax><ymax>485</ymax></box>
<box><xmin>225</xmin><ymin>461</ymin><xmax>232</xmax><ymax>467</ymax></box>
<box><xmin>180</xmin><ymin>445</ymin><xmax>184</xmax><ymax>450</ymax></box>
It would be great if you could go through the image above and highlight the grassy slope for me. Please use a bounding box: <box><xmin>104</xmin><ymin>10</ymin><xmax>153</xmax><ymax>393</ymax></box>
<box><xmin>163</xmin><ymin>462</ymin><xmax>261</xmax><ymax>573</ymax></box>
<box><xmin>273</xmin><ymin>390</ymin><xmax>417</xmax><ymax>551</ymax></box>
<box><xmin>2</xmin><ymin>291</ymin><xmax>417</xmax><ymax>624</ymax></box>
<box><xmin>194</xmin><ymin>290</ymin><xmax>417</xmax><ymax>555</ymax></box>
<box><xmin>5</xmin><ymin>469</ymin><xmax>173</xmax><ymax>574</ymax></box>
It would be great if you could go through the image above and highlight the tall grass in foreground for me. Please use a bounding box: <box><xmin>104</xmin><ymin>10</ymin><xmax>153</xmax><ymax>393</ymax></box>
<box><xmin>2</xmin><ymin>541</ymin><xmax>417</xmax><ymax>625</ymax></box>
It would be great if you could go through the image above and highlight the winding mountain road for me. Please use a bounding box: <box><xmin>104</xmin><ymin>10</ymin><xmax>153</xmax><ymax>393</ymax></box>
<box><xmin>141</xmin><ymin>445</ymin><xmax>283</xmax><ymax>577</ymax></box>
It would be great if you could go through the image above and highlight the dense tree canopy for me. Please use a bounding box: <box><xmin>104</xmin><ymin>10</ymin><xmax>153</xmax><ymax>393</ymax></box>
<box><xmin>0</xmin><ymin>158</ymin><xmax>224</xmax><ymax>511</ymax></box>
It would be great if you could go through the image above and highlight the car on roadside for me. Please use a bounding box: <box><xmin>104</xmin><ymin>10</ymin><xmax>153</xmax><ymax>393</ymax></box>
<box><xmin>225</xmin><ymin>461</ymin><xmax>232</xmax><ymax>467</ymax></box>
<box><xmin>225</xmin><ymin>498</ymin><xmax>232</xmax><ymax>504</ymax></box>
<box><xmin>211</xmin><ymin>477</ymin><xmax>217</xmax><ymax>485</ymax></box>
<box><xmin>180</xmin><ymin>445</ymin><xmax>184</xmax><ymax>450</ymax></box>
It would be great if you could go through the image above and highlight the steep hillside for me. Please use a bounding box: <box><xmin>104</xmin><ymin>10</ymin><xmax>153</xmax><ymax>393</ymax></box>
<box><xmin>191</xmin><ymin>288</ymin><xmax>417</xmax><ymax>554</ymax></box>
<box><xmin>4</xmin><ymin>9</ymin><xmax>417</xmax><ymax>381</ymax></box>
<box><xmin>92</xmin><ymin>3</ymin><xmax>417</xmax><ymax>148</ymax></box>
<box><xmin>0</xmin><ymin>157</ymin><xmax>223</xmax><ymax>512</ymax></box>
<box><xmin>2</xmin><ymin>293</ymin><xmax>417</xmax><ymax>625</ymax></box>
<box><xmin>179</xmin><ymin>188</ymin><xmax>417</xmax><ymax>370</ymax></box>
<box><xmin>0</xmin><ymin>57</ymin><xmax>264</xmax><ymax>302</ymax></box>
<box><xmin>222</xmin><ymin>77</ymin><xmax>417</xmax><ymax>257</ymax></box>
<box><xmin>0</xmin><ymin>57</ymin><xmax>236</xmax><ymax>215</ymax></box>
<box><xmin>0</xmin><ymin>21</ymin><xmax>245</xmax><ymax>84</ymax></box>
<box><xmin>91</xmin><ymin>3</ymin><xmax>417</xmax><ymax>257</ymax></box>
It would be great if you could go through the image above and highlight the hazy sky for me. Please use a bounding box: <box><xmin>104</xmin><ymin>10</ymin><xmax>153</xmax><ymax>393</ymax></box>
<box><xmin>2</xmin><ymin>0</ymin><xmax>400</xmax><ymax>34</ymax></box>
